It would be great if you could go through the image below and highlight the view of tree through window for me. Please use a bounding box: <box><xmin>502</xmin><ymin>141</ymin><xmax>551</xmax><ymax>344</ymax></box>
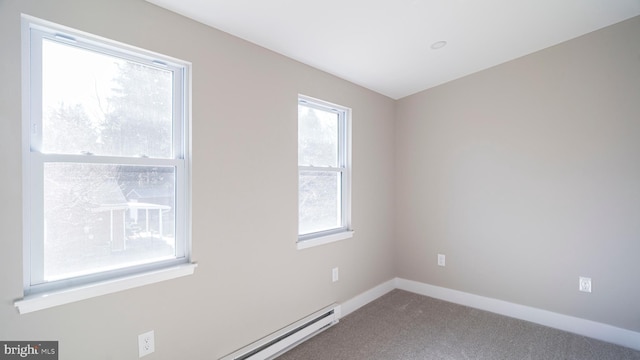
<box><xmin>37</xmin><ymin>38</ymin><xmax>178</xmax><ymax>281</ymax></box>
<box><xmin>42</xmin><ymin>39</ymin><xmax>173</xmax><ymax>158</ymax></box>
<box><xmin>298</xmin><ymin>102</ymin><xmax>344</xmax><ymax>236</ymax></box>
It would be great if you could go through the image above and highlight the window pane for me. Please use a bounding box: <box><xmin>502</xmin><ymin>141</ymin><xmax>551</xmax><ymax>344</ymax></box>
<box><xmin>43</xmin><ymin>163</ymin><xmax>176</xmax><ymax>282</ymax></box>
<box><xmin>298</xmin><ymin>105</ymin><xmax>339</xmax><ymax>167</ymax></box>
<box><xmin>41</xmin><ymin>39</ymin><xmax>173</xmax><ymax>158</ymax></box>
<box><xmin>299</xmin><ymin>171</ymin><xmax>342</xmax><ymax>235</ymax></box>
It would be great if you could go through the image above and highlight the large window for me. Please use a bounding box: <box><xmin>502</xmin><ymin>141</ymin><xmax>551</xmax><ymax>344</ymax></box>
<box><xmin>298</xmin><ymin>96</ymin><xmax>352</xmax><ymax>247</ymax></box>
<box><xmin>21</xmin><ymin>17</ymin><xmax>192</xmax><ymax>303</ymax></box>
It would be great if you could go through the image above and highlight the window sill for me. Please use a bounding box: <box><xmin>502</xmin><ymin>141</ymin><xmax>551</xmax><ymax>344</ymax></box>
<box><xmin>297</xmin><ymin>230</ymin><xmax>354</xmax><ymax>250</ymax></box>
<box><xmin>14</xmin><ymin>262</ymin><xmax>197</xmax><ymax>314</ymax></box>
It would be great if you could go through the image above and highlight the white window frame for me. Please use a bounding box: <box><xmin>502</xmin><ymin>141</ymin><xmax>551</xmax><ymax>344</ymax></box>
<box><xmin>297</xmin><ymin>95</ymin><xmax>353</xmax><ymax>249</ymax></box>
<box><xmin>16</xmin><ymin>15</ymin><xmax>195</xmax><ymax>314</ymax></box>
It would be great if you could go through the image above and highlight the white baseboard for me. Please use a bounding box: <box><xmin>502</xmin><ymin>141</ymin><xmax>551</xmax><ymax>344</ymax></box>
<box><xmin>229</xmin><ymin>277</ymin><xmax>639</xmax><ymax>359</ymax></box>
<box><xmin>339</xmin><ymin>279</ymin><xmax>395</xmax><ymax>318</ymax></box>
<box><xmin>394</xmin><ymin>277</ymin><xmax>640</xmax><ymax>352</ymax></box>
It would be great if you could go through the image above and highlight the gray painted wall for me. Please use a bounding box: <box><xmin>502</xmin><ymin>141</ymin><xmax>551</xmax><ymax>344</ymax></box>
<box><xmin>0</xmin><ymin>0</ymin><xmax>396</xmax><ymax>358</ymax></box>
<box><xmin>396</xmin><ymin>16</ymin><xmax>640</xmax><ymax>332</ymax></box>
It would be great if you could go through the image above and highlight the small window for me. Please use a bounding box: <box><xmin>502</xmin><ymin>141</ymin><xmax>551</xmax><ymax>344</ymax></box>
<box><xmin>298</xmin><ymin>96</ymin><xmax>352</xmax><ymax>247</ymax></box>
<box><xmin>22</xmin><ymin>18</ymin><xmax>191</xmax><ymax>297</ymax></box>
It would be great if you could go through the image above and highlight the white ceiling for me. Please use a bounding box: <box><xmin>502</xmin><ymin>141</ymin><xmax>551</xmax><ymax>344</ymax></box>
<box><xmin>147</xmin><ymin>0</ymin><xmax>640</xmax><ymax>99</ymax></box>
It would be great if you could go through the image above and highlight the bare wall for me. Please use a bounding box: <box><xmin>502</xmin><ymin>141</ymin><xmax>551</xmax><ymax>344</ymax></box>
<box><xmin>395</xmin><ymin>16</ymin><xmax>640</xmax><ymax>332</ymax></box>
<box><xmin>0</xmin><ymin>0</ymin><xmax>396</xmax><ymax>358</ymax></box>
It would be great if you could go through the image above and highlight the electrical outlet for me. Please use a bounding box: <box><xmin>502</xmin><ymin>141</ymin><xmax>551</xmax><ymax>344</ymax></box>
<box><xmin>138</xmin><ymin>330</ymin><xmax>155</xmax><ymax>358</ymax></box>
<box><xmin>332</xmin><ymin>267</ymin><xmax>339</xmax><ymax>282</ymax></box>
<box><xmin>579</xmin><ymin>277</ymin><xmax>592</xmax><ymax>293</ymax></box>
<box><xmin>437</xmin><ymin>254</ymin><xmax>446</xmax><ymax>267</ymax></box>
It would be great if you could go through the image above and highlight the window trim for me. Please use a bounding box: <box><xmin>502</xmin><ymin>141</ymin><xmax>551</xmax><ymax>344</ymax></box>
<box><xmin>17</xmin><ymin>15</ymin><xmax>194</xmax><ymax>312</ymax></box>
<box><xmin>15</xmin><ymin>263</ymin><xmax>197</xmax><ymax>314</ymax></box>
<box><xmin>296</xmin><ymin>230</ymin><xmax>355</xmax><ymax>250</ymax></box>
<box><xmin>297</xmin><ymin>95</ymin><xmax>353</xmax><ymax>248</ymax></box>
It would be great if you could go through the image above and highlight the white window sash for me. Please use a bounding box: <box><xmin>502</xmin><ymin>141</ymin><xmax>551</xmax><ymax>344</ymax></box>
<box><xmin>297</xmin><ymin>95</ymin><xmax>352</xmax><ymax>244</ymax></box>
<box><xmin>21</xmin><ymin>15</ymin><xmax>192</xmax><ymax>300</ymax></box>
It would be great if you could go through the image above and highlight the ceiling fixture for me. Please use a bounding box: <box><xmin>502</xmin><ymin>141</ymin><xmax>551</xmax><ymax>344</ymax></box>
<box><xmin>430</xmin><ymin>41</ymin><xmax>447</xmax><ymax>50</ymax></box>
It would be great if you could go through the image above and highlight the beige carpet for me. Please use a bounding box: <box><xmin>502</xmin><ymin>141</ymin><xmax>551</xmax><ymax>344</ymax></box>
<box><xmin>276</xmin><ymin>289</ymin><xmax>640</xmax><ymax>360</ymax></box>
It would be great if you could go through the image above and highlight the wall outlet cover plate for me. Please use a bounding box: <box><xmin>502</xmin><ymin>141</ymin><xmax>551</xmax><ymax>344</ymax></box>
<box><xmin>437</xmin><ymin>254</ymin><xmax>446</xmax><ymax>267</ymax></box>
<box><xmin>139</xmin><ymin>330</ymin><xmax>155</xmax><ymax>358</ymax></box>
<box><xmin>579</xmin><ymin>277</ymin><xmax>592</xmax><ymax>293</ymax></box>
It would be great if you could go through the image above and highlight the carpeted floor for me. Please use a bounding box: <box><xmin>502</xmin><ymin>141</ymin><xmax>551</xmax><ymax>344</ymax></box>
<box><xmin>276</xmin><ymin>289</ymin><xmax>640</xmax><ymax>360</ymax></box>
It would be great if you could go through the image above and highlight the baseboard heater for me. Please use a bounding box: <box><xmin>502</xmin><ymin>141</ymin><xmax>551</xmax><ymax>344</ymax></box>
<box><xmin>220</xmin><ymin>303</ymin><xmax>341</xmax><ymax>360</ymax></box>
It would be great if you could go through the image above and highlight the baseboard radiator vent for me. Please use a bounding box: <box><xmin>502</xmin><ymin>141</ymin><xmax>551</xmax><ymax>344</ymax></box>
<box><xmin>220</xmin><ymin>303</ymin><xmax>341</xmax><ymax>360</ymax></box>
